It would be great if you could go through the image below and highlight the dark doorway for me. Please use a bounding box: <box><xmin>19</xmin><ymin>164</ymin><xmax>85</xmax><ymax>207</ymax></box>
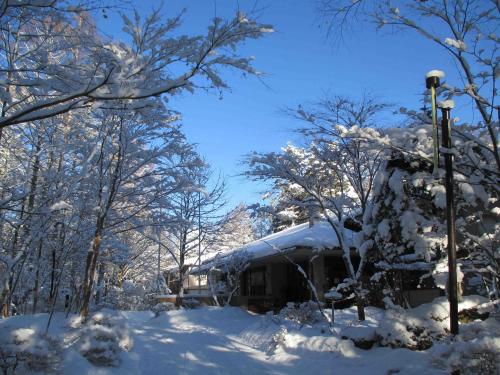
<box><xmin>285</xmin><ymin>261</ymin><xmax>310</xmax><ymax>302</ymax></box>
<box><xmin>324</xmin><ymin>256</ymin><xmax>350</xmax><ymax>291</ymax></box>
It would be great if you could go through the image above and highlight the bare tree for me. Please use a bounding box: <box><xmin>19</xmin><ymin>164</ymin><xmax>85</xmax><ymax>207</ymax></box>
<box><xmin>318</xmin><ymin>0</ymin><xmax>499</xmax><ymax>171</ymax></box>
<box><xmin>0</xmin><ymin>2</ymin><xmax>273</xmax><ymax>129</ymax></box>
<box><xmin>212</xmin><ymin>250</ymin><xmax>250</xmax><ymax>306</ymax></box>
<box><xmin>245</xmin><ymin>96</ymin><xmax>388</xmax><ymax>320</ymax></box>
<box><xmin>78</xmin><ymin>108</ymin><xmax>187</xmax><ymax>318</ymax></box>
<box><xmin>148</xmin><ymin>158</ymin><xmax>228</xmax><ymax>303</ymax></box>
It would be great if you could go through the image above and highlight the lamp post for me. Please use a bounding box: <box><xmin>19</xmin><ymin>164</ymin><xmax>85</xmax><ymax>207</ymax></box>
<box><xmin>438</xmin><ymin>100</ymin><xmax>459</xmax><ymax>335</ymax></box>
<box><xmin>425</xmin><ymin>70</ymin><xmax>444</xmax><ymax>174</ymax></box>
<box><xmin>157</xmin><ymin>231</ymin><xmax>161</xmax><ymax>293</ymax></box>
<box><xmin>198</xmin><ymin>188</ymin><xmax>202</xmax><ymax>293</ymax></box>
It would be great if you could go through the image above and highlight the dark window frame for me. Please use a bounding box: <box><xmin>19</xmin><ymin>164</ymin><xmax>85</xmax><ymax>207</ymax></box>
<box><xmin>246</xmin><ymin>266</ymin><xmax>267</xmax><ymax>296</ymax></box>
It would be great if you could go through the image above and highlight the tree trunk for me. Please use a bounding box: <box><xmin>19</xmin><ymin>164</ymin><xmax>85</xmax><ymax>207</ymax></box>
<box><xmin>1</xmin><ymin>272</ymin><xmax>12</xmax><ymax>317</ymax></box>
<box><xmin>48</xmin><ymin>244</ymin><xmax>57</xmax><ymax>306</ymax></box>
<box><xmin>356</xmin><ymin>296</ymin><xmax>365</xmax><ymax>321</ymax></box>
<box><xmin>103</xmin><ymin>275</ymin><xmax>109</xmax><ymax>302</ymax></box>
<box><xmin>176</xmin><ymin>245</ymin><xmax>186</xmax><ymax>308</ymax></box>
<box><xmin>32</xmin><ymin>241</ymin><xmax>43</xmax><ymax>314</ymax></box>
<box><xmin>94</xmin><ymin>263</ymin><xmax>105</xmax><ymax>306</ymax></box>
<box><xmin>80</xmin><ymin>232</ymin><xmax>102</xmax><ymax>319</ymax></box>
<box><xmin>0</xmin><ymin>200</ymin><xmax>25</xmax><ymax>317</ymax></box>
<box><xmin>1</xmin><ymin>134</ymin><xmax>43</xmax><ymax>317</ymax></box>
<box><xmin>208</xmin><ymin>270</ymin><xmax>220</xmax><ymax>307</ymax></box>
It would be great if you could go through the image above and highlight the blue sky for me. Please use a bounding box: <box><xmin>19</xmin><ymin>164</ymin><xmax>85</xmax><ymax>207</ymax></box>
<box><xmin>100</xmin><ymin>0</ymin><xmax>467</xmax><ymax>209</ymax></box>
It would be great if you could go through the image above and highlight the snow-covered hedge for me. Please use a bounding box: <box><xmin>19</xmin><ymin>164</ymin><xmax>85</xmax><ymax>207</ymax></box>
<box><xmin>77</xmin><ymin>310</ymin><xmax>133</xmax><ymax>367</ymax></box>
<box><xmin>266</xmin><ymin>326</ymin><xmax>288</xmax><ymax>355</ymax></box>
<box><xmin>340</xmin><ymin>296</ymin><xmax>500</xmax><ymax>354</ymax></box>
<box><xmin>0</xmin><ymin>327</ymin><xmax>61</xmax><ymax>374</ymax></box>
<box><xmin>375</xmin><ymin>300</ymin><xmax>448</xmax><ymax>350</ymax></box>
<box><xmin>278</xmin><ymin>301</ymin><xmax>324</xmax><ymax>326</ymax></box>
<box><xmin>151</xmin><ymin>302</ymin><xmax>176</xmax><ymax>317</ymax></box>
<box><xmin>433</xmin><ymin>319</ymin><xmax>500</xmax><ymax>374</ymax></box>
<box><xmin>181</xmin><ymin>298</ymin><xmax>201</xmax><ymax>309</ymax></box>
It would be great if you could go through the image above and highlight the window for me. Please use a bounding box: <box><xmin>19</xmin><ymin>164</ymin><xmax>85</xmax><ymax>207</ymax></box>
<box><xmin>246</xmin><ymin>267</ymin><xmax>266</xmax><ymax>296</ymax></box>
<box><xmin>186</xmin><ymin>274</ymin><xmax>208</xmax><ymax>288</ymax></box>
<box><xmin>324</xmin><ymin>256</ymin><xmax>352</xmax><ymax>291</ymax></box>
<box><xmin>402</xmin><ymin>270</ymin><xmax>436</xmax><ymax>290</ymax></box>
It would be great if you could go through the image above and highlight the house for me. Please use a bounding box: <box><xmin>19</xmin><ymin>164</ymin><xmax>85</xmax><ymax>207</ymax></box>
<box><xmin>192</xmin><ymin>219</ymin><xmax>358</xmax><ymax>312</ymax></box>
<box><xmin>189</xmin><ymin>213</ymin><xmax>447</xmax><ymax>312</ymax></box>
<box><xmin>164</xmin><ymin>255</ymin><xmax>210</xmax><ymax>296</ymax></box>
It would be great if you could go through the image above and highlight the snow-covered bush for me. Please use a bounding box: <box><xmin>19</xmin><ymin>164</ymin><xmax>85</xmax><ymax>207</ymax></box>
<box><xmin>376</xmin><ymin>297</ymin><xmax>458</xmax><ymax>350</ymax></box>
<box><xmin>458</xmin><ymin>297</ymin><xmax>499</xmax><ymax>322</ymax></box>
<box><xmin>266</xmin><ymin>326</ymin><xmax>288</xmax><ymax>355</ymax></box>
<box><xmin>333</xmin><ymin>298</ymin><xmax>458</xmax><ymax>351</ymax></box>
<box><xmin>340</xmin><ymin>325</ymin><xmax>378</xmax><ymax>350</ymax></box>
<box><xmin>0</xmin><ymin>327</ymin><xmax>61</xmax><ymax>374</ymax></box>
<box><xmin>77</xmin><ymin>310</ymin><xmax>132</xmax><ymax>367</ymax></box>
<box><xmin>375</xmin><ymin>308</ymin><xmax>445</xmax><ymax>350</ymax></box>
<box><xmin>433</xmin><ymin>336</ymin><xmax>499</xmax><ymax>374</ymax></box>
<box><xmin>181</xmin><ymin>298</ymin><xmax>201</xmax><ymax>309</ymax></box>
<box><xmin>278</xmin><ymin>301</ymin><xmax>323</xmax><ymax>326</ymax></box>
<box><xmin>340</xmin><ymin>297</ymin><xmax>497</xmax><ymax>351</ymax></box>
<box><xmin>151</xmin><ymin>302</ymin><xmax>176</xmax><ymax>317</ymax></box>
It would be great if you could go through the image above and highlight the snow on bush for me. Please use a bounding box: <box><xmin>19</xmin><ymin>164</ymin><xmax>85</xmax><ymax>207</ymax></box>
<box><xmin>374</xmin><ymin>297</ymin><xmax>493</xmax><ymax>349</ymax></box>
<box><xmin>375</xmin><ymin>303</ymin><xmax>447</xmax><ymax>350</ymax></box>
<box><xmin>0</xmin><ymin>327</ymin><xmax>61</xmax><ymax>374</ymax></box>
<box><xmin>237</xmin><ymin>312</ymin><xmax>283</xmax><ymax>352</ymax></box>
<box><xmin>278</xmin><ymin>301</ymin><xmax>324</xmax><ymax>326</ymax></box>
<box><xmin>340</xmin><ymin>296</ymin><xmax>500</xmax><ymax>352</ymax></box>
<box><xmin>77</xmin><ymin>310</ymin><xmax>132</xmax><ymax>367</ymax></box>
<box><xmin>476</xmin><ymin>300</ymin><xmax>500</xmax><ymax>316</ymax></box>
<box><xmin>340</xmin><ymin>325</ymin><xmax>378</xmax><ymax>349</ymax></box>
<box><xmin>266</xmin><ymin>326</ymin><xmax>288</xmax><ymax>356</ymax></box>
<box><xmin>151</xmin><ymin>302</ymin><xmax>176</xmax><ymax>317</ymax></box>
<box><xmin>182</xmin><ymin>298</ymin><xmax>201</xmax><ymax>309</ymax></box>
<box><xmin>433</xmin><ymin>334</ymin><xmax>499</xmax><ymax>374</ymax></box>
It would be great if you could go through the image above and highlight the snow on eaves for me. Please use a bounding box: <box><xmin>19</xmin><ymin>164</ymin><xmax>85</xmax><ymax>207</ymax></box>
<box><xmin>197</xmin><ymin>221</ymin><xmax>353</xmax><ymax>271</ymax></box>
<box><xmin>165</xmin><ymin>252</ymin><xmax>216</xmax><ymax>271</ymax></box>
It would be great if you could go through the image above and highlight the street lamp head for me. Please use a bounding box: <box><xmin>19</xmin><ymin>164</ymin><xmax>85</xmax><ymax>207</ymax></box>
<box><xmin>426</xmin><ymin>76</ymin><xmax>440</xmax><ymax>89</ymax></box>
<box><xmin>425</xmin><ymin>69</ymin><xmax>445</xmax><ymax>88</ymax></box>
<box><xmin>438</xmin><ymin>100</ymin><xmax>455</xmax><ymax>109</ymax></box>
<box><xmin>426</xmin><ymin>69</ymin><xmax>445</xmax><ymax>79</ymax></box>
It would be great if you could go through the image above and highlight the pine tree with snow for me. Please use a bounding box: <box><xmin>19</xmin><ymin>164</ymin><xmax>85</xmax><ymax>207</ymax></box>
<box><xmin>343</xmin><ymin>121</ymin><xmax>500</xmax><ymax>306</ymax></box>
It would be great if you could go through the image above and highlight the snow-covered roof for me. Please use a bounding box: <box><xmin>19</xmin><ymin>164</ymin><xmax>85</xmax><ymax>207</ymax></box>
<box><xmin>196</xmin><ymin>220</ymin><xmax>354</xmax><ymax>271</ymax></box>
<box><xmin>165</xmin><ymin>252</ymin><xmax>216</xmax><ymax>272</ymax></box>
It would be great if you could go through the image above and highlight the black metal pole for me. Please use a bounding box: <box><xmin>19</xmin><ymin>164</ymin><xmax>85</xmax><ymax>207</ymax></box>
<box><xmin>198</xmin><ymin>189</ymin><xmax>202</xmax><ymax>292</ymax></box>
<box><xmin>440</xmin><ymin>104</ymin><xmax>459</xmax><ymax>335</ymax></box>
<box><xmin>158</xmin><ymin>232</ymin><xmax>161</xmax><ymax>293</ymax></box>
<box><xmin>426</xmin><ymin>74</ymin><xmax>441</xmax><ymax>174</ymax></box>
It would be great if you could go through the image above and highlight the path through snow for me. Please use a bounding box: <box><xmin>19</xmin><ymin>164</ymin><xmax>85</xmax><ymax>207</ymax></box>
<box><xmin>62</xmin><ymin>307</ymin><xmax>440</xmax><ymax>375</ymax></box>
<box><xmin>1</xmin><ymin>306</ymin><xmax>461</xmax><ymax>374</ymax></box>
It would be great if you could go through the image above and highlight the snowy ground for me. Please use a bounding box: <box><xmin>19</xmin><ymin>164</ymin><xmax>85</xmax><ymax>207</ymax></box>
<box><xmin>1</xmin><ymin>300</ymin><xmax>498</xmax><ymax>374</ymax></box>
